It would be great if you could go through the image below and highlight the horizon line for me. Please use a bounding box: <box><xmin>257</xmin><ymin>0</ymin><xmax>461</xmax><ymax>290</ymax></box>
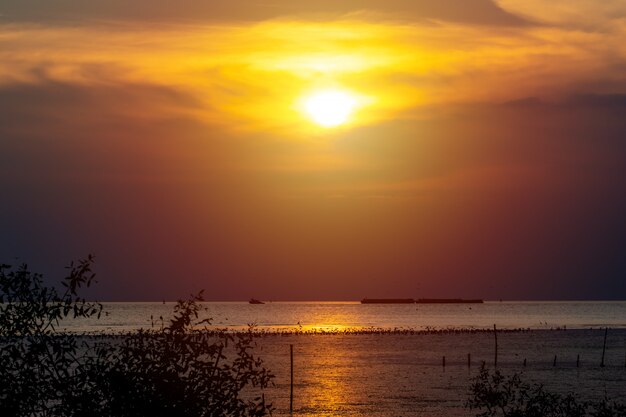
<box><xmin>87</xmin><ymin>299</ymin><xmax>626</xmax><ymax>303</ymax></box>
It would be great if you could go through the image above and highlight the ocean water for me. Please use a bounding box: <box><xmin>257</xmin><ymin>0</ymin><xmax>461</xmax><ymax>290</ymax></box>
<box><xmin>60</xmin><ymin>300</ymin><xmax>626</xmax><ymax>333</ymax></box>
<box><xmin>261</xmin><ymin>330</ymin><xmax>626</xmax><ymax>416</ymax></box>
<box><xmin>57</xmin><ymin>301</ymin><xmax>626</xmax><ymax>416</ymax></box>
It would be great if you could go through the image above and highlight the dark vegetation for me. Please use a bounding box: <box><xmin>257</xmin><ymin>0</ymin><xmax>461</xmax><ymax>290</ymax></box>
<box><xmin>467</xmin><ymin>365</ymin><xmax>626</xmax><ymax>417</ymax></box>
<box><xmin>0</xmin><ymin>256</ymin><xmax>274</xmax><ymax>417</ymax></box>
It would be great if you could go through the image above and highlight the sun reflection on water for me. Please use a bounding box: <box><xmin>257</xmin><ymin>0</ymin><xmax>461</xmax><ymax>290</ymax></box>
<box><xmin>298</xmin><ymin>337</ymin><xmax>354</xmax><ymax>415</ymax></box>
<box><xmin>299</xmin><ymin>323</ymin><xmax>350</xmax><ymax>332</ymax></box>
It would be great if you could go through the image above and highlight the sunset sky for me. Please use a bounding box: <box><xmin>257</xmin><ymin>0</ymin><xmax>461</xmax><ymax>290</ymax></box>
<box><xmin>1</xmin><ymin>1</ymin><xmax>626</xmax><ymax>300</ymax></box>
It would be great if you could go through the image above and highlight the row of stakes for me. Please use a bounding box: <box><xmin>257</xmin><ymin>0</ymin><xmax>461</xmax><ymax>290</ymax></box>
<box><xmin>441</xmin><ymin>326</ymin><xmax>624</xmax><ymax>369</ymax></box>
<box><xmin>287</xmin><ymin>326</ymin><xmax>623</xmax><ymax>414</ymax></box>
<box><xmin>288</xmin><ymin>326</ymin><xmax>623</xmax><ymax>370</ymax></box>
<box><xmin>442</xmin><ymin>353</ymin><xmax>604</xmax><ymax>368</ymax></box>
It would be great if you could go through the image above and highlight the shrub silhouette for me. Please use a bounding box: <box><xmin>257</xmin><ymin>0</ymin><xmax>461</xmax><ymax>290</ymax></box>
<box><xmin>0</xmin><ymin>257</ymin><xmax>274</xmax><ymax>417</ymax></box>
<box><xmin>467</xmin><ymin>365</ymin><xmax>625</xmax><ymax>417</ymax></box>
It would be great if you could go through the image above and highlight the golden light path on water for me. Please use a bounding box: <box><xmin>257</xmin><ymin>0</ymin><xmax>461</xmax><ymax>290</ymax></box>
<box><xmin>302</xmin><ymin>342</ymin><xmax>353</xmax><ymax>414</ymax></box>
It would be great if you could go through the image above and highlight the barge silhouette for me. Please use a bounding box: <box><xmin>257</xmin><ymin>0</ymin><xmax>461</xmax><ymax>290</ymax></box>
<box><xmin>361</xmin><ymin>298</ymin><xmax>483</xmax><ymax>304</ymax></box>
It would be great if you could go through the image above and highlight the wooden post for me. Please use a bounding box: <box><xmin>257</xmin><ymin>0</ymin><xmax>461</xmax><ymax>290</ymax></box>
<box><xmin>601</xmin><ymin>328</ymin><xmax>608</xmax><ymax>367</ymax></box>
<box><xmin>467</xmin><ymin>353</ymin><xmax>471</xmax><ymax>369</ymax></box>
<box><xmin>553</xmin><ymin>355</ymin><xmax>557</xmax><ymax>367</ymax></box>
<box><xmin>494</xmin><ymin>324</ymin><xmax>498</xmax><ymax>368</ymax></box>
<box><xmin>577</xmin><ymin>354</ymin><xmax>580</xmax><ymax>368</ymax></box>
<box><xmin>290</xmin><ymin>344</ymin><xmax>294</xmax><ymax>413</ymax></box>
<box><xmin>523</xmin><ymin>358</ymin><xmax>526</xmax><ymax>367</ymax></box>
<box><xmin>442</xmin><ymin>356</ymin><xmax>446</xmax><ymax>368</ymax></box>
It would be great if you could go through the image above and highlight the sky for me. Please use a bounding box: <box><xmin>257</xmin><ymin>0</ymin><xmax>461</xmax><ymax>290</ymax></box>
<box><xmin>1</xmin><ymin>1</ymin><xmax>626</xmax><ymax>301</ymax></box>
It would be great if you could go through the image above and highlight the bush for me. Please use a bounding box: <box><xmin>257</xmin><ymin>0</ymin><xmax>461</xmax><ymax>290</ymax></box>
<box><xmin>0</xmin><ymin>257</ymin><xmax>274</xmax><ymax>417</ymax></box>
<box><xmin>467</xmin><ymin>365</ymin><xmax>626</xmax><ymax>417</ymax></box>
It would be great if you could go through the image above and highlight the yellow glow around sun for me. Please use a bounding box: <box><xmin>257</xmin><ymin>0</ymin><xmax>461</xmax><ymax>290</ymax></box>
<box><xmin>303</xmin><ymin>90</ymin><xmax>358</xmax><ymax>127</ymax></box>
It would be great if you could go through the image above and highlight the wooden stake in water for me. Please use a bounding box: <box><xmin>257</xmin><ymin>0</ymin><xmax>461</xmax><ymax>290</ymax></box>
<box><xmin>467</xmin><ymin>353</ymin><xmax>471</xmax><ymax>369</ymax></box>
<box><xmin>290</xmin><ymin>344</ymin><xmax>294</xmax><ymax>413</ymax></box>
<box><xmin>442</xmin><ymin>356</ymin><xmax>446</xmax><ymax>368</ymax></box>
<box><xmin>553</xmin><ymin>355</ymin><xmax>557</xmax><ymax>367</ymax></box>
<box><xmin>577</xmin><ymin>354</ymin><xmax>580</xmax><ymax>368</ymax></box>
<box><xmin>494</xmin><ymin>324</ymin><xmax>498</xmax><ymax>368</ymax></box>
<box><xmin>601</xmin><ymin>328</ymin><xmax>608</xmax><ymax>368</ymax></box>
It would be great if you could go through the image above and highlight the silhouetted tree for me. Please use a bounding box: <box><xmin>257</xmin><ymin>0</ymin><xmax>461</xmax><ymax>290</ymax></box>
<box><xmin>467</xmin><ymin>365</ymin><xmax>625</xmax><ymax>417</ymax></box>
<box><xmin>0</xmin><ymin>257</ymin><xmax>274</xmax><ymax>417</ymax></box>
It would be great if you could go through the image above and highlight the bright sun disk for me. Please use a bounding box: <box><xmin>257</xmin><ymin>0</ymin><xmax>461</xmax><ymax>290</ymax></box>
<box><xmin>303</xmin><ymin>90</ymin><xmax>357</xmax><ymax>127</ymax></box>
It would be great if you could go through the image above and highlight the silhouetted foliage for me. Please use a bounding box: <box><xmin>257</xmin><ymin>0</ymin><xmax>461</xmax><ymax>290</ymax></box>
<box><xmin>467</xmin><ymin>365</ymin><xmax>626</xmax><ymax>417</ymax></box>
<box><xmin>0</xmin><ymin>255</ymin><xmax>101</xmax><ymax>337</ymax></box>
<box><xmin>0</xmin><ymin>257</ymin><xmax>274</xmax><ymax>417</ymax></box>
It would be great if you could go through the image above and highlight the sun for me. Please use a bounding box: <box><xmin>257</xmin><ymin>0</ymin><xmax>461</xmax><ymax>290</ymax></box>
<box><xmin>303</xmin><ymin>90</ymin><xmax>358</xmax><ymax>127</ymax></box>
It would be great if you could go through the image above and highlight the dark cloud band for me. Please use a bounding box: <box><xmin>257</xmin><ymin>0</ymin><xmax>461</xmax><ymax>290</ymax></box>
<box><xmin>0</xmin><ymin>0</ymin><xmax>528</xmax><ymax>26</ymax></box>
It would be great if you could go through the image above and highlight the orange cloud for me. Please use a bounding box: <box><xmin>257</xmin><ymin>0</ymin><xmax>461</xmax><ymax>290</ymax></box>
<box><xmin>1</xmin><ymin>13</ymin><xmax>625</xmax><ymax>137</ymax></box>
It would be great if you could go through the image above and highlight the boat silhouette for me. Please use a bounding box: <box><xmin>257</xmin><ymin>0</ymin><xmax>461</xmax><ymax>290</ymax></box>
<box><xmin>249</xmin><ymin>298</ymin><xmax>265</xmax><ymax>304</ymax></box>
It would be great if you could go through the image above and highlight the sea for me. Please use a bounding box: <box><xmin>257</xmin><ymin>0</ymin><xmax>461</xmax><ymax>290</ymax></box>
<box><xmin>59</xmin><ymin>301</ymin><xmax>626</xmax><ymax>416</ymax></box>
<box><xmin>61</xmin><ymin>300</ymin><xmax>626</xmax><ymax>333</ymax></box>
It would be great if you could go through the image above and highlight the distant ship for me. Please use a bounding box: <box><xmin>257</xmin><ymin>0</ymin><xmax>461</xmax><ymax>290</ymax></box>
<box><xmin>249</xmin><ymin>298</ymin><xmax>265</xmax><ymax>304</ymax></box>
<box><xmin>360</xmin><ymin>298</ymin><xmax>483</xmax><ymax>304</ymax></box>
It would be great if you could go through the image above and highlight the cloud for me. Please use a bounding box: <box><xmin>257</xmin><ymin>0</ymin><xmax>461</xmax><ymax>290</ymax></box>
<box><xmin>496</xmin><ymin>0</ymin><xmax>626</xmax><ymax>29</ymax></box>
<box><xmin>1</xmin><ymin>0</ymin><xmax>526</xmax><ymax>26</ymax></box>
<box><xmin>2</xmin><ymin>16</ymin><xmax>625</xmax><ymax>135</ymax></box>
